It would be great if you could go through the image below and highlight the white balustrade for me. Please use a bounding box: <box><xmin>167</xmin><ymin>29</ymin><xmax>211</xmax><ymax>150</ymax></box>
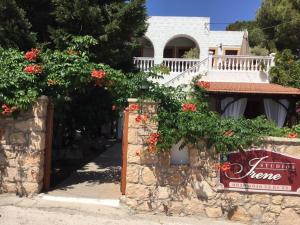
<box><xmin>133</xmin><ymin>57</ymin><xmax>155</xmax><ymax>72</ymax></box>
<box><xmin>162</xmin><ymin>58</ymin><xmax>200</xmax><ymax>73</ymax></box>
<box><xmin>165</xmin><ymin>58</ymin><xmax>209</xmax><ymax>87</ymax></box>
<box><xmin>210</xmin><ymin>55</ymin><xmax>274</xmax><ymax>72</ymax></box>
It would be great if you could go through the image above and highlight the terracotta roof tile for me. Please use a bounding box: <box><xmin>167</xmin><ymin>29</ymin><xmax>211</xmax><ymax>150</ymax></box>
<box><xmin>206</xmin><ymin>82</ymin><xmax>300</xmax><ymax>95</ymax></box>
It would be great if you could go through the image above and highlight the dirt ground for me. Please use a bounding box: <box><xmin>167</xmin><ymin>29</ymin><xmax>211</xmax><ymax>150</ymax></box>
<box><xmin>0</xmin><ymin>194</ymin><xmax>245</xmax><ymax>225</ymax></box>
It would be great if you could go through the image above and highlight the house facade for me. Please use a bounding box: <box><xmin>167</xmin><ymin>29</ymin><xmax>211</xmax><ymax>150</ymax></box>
<box><xmin>134</xmin><ymin>16</ymin><xmax>300</xmax><ymax>129</ymax></box>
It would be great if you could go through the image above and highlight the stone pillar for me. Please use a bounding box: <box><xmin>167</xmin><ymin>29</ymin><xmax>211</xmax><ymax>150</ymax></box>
<box><xmin>0</xmin><ymin>96</ymin><xmax>48</xmax><ymax>195</ymax></box>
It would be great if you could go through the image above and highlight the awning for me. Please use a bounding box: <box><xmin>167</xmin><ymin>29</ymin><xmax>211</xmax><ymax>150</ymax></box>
<box><xmin>206</xmin><ymin>82</ymin><xmax>300</xmax><ymax>95</ymax></box>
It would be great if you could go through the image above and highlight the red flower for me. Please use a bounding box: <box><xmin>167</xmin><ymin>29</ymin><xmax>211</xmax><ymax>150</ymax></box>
<box><xmin>182</xmin><ymin>103</ymin><xmax>197</xmax><ymax>112</ymax></box>
<box><xmin>135</xmin><ymin>114</ymin><xmax>149</xmax><ymax>123</ymax></box>
<box><xmin>91</xmin><ymin>69</ymin><xmax>106</xmax><ymax>79</ymax></box>
<box><xmin>129</xmin><ymin>104</ymin><xmax>140</xmax><ymax>111</ymax></box>
<box><xmin>112</xmin><ymin>105</ymin><xmax>117</xmax><ymax>111</ymax></box>
<box><xmin>24</xmin><ymin>65</ymin><xmax>42</xmax><ymax>74</ymax></box>
<box><xmin>221</xmin><ymin>162</ymin><xmax>231</xmax><ymax>172</ymax></box>
<box><xmin>25</xmin><ymin>49</ymin><xmax>39</xmax><ymax>61</ymax></box>
<box><xmin>196</xmin><ymin>81</ymin><xmax>210</xmax><ymax>89</ymax></box>
<box><xmin>288</xmin><ymin>133</ymin><xmax>298</xmax><ymax>138</ymax></box>
<box><xmin>215</xmin><ymin>162</ymin><xmax>231</xmax><ymax>172</ymax></box>
<box><xmin>1</xmin><ymin>104</ymin><xmax>13</xmax><ymax>115</ymax></box>
<box><xmin>147</xmin><ymin>133</ymin><xmax>160</xmax><ymax>153</ymax></box>
<box><xmin>224</xmin><ymin>129</ymin><xmax>234</xmax><ymax>137</ymax></box>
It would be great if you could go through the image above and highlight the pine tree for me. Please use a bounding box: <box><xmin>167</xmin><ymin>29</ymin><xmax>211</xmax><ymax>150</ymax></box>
<box><xmin>16</xmin><ymin>0</ymin><xmax>55</xmax><ymax>44</ymax></box>
<box><xmin>257</xmin><ymin>0</ymin><xmax>300</xmax><ymax>53</ymax></box>
<box><xmin>49</xmin><ymin>0</ymin><xmax>147</xmax><ymax>69</ymax></box>
<box><xmin>0</xmin><ymin>0</ymin><xmax>36</xmax><ymax>50</ymax></box>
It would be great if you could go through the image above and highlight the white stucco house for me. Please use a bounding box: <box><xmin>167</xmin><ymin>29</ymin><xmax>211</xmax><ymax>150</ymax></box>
<box><xmin>133</xmin><ymin>16</ymin><xmax>300</xmax><ymax>133</ymax></box>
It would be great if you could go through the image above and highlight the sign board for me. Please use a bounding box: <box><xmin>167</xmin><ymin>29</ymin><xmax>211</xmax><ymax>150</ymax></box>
<box><xmin>218</xmin><ymin>149</ymin><xmax>300</xmax><ymax>195</ymax></box>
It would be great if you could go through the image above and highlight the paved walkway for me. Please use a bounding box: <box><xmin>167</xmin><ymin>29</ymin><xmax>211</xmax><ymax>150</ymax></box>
<box><xmin>47</xmin><ymin>142</ymin><xmax>122</xmax><ymax>199</ymax></box>
<box><xmin>0</xmin><ymin>194</ymin><xmax>245</xmax><ymax>225</ymax></box>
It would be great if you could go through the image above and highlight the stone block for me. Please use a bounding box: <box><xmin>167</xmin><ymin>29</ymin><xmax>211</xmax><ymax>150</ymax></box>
<box><xmin>194</xmin><ymin>180</ymin><xmax>216</xmax><ymax>200</ymax></box>
<box><xmin>22</xmin><ymin>182</ymin><xmax>43</xmax><ymax>194</ymax></box>
<box><xmin>248</xmin><ymin>205</ymin><xmax>263</xmax><ymax>218</ymax></box>
<box><xmin>261</xmin><ymin>212</ymin><xmax>276</xmax><ymax>224</ymax></box>
<box><xmin>10</xmin><ymin>133</ymin><xmax>27</xmax><ymax>145</ymax></box>
<box><xmin>272</xmin><ymin>195</ymin><xmax>283</xmax><ymax>205</ymax></box>
<box><xmin>283</xmin><ymin>196</ymin><xmax>300</xmax><ymax>208</ymax></box>
<box><xmin>126</xmin><ymin>164</ymin><xmax>140</xmax><ymax>183</ymax></box>
<box><xmin>157</xmin><ymin>186</ymin><xmax>169</xmax><ymax>199</ymax></box>
<box><xmin>251</xmin><ymin>194</ymin><xmax>271</xmax><ymax>205</ymax></box>
<box><xmin>183</xmin><ymin>199</ymin><xmax>205</xmax><ymax>215</ymax></box>
<box><xmin>228</xmin><ymin>206</ymin><xmax>251</xmax><ymax>222</ymax></box>
<box><xmin>15</xmin><ymin>118</ymin><xmax>46</xmax><ymax>132</ymax></box>
<box><xmin>126</xmin><ymin>183</ymin><xmax>149</xmax><ymax>199</ymax></box>
<box><xmin>205</xmin><ymin>207</ymin><xmax>223</xmax><ymax>218</ymax></box>
<box><xmin>267</xmin><ymin>205</ymin><xmax>281</xmax><ymax>214</ymax></box>
<box><xmin>277</xmin><ymin>208</ymin><xmax>300</xmax><ymax>225</ymax></box>
<box><xmin>127</xmin><ymin>128</ymin><xmax>142</xmax><ymax>145</ymax></box>
<box><xmin>32</xmin><ymin>96</ymin><xmax>48</xmax><ymax>118</ymax></box>
<box><xmin>29</xmin><ymin>132</ymin><xmax>45</xmax><ymax>150</ymax></box>
<box><xmin>141</xmin><ymin>167</ymin><xmax>156</xmax><ymax>186</ymax></box>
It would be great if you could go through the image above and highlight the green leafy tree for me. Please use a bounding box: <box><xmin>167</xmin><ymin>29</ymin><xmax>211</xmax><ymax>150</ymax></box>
<box><xmin>0</xmin><ymin>0</ymin><xmax>36</xmax><ymax>50</ymax></box>
<box><xmin>256</xmin><ymin>0</ymin><xmax>300</xmax><ymax>53</ymax></box>
<box><xmin>15</xmin><ymin>0</ymin><xmax>55</xmax><ymax>44</ymax></box>
<box><xmin>269</xmin><ymin>49</ymin><xmax>300</xmax><ymax>88</ymax></box>
<box><xmin>49</xmin><ymin>0</ymin><xmax>147</xmax><ymax>69</ymax></box>
<box><xmin>226</xmin><ymin>20</ymin><xmax>267</xmax><ymax>48</ymax></box>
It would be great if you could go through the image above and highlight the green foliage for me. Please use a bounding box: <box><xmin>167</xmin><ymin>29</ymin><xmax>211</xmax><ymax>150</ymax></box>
<box><xmin>0</xmin><ymin>0</ymin><xmax>36</xmax><ymax>50</ymax></box>
<box><xmin>226</xmin><ymin>20</ymin><xmax>267</xmax><ymax>48</ymax></box>
<box><xmin>182</xmin><ymin>48</ymin><xmax>199</xmax><ymax>59</ymax></box>
<box><xmin>256</xmin><ymin>0</ymin><xmax>300</xmax><ymax>53</ymax></box>
<box><xmin>250</xmin><ymin>46</ymin><xmax>269</xmax><ymax>56</ymax></box>
<box><xmin>269</xmin><ymin>49</ymin><xmax>300</xmax><ymax>88</ymax></box>
<box><xmin>0</xmin><ymin>48</ymin><xmax>39</xmax><ymax>111</ymax></box>
<box><xmin>49</xmin><ymin>0</ymin><xmax>147</xmax><ymax>69</ymax></box>
<box><xmin>154</xmin><ymin>83</ymin><xmax>286</xmax><ymax>153</ymax></box>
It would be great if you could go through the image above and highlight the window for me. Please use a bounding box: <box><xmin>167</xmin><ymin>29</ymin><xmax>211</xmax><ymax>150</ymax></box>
<box><xmin>225</xmin><ymin>50</ymin><xmax>238</xmax><ymax>55</ymax></box>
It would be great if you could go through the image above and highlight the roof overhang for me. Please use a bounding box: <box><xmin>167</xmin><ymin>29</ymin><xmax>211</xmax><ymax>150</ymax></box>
<box><xmin>206</xmin><ymin>82</ymin><xmax>300</xmax><ymax>97</ymax></box>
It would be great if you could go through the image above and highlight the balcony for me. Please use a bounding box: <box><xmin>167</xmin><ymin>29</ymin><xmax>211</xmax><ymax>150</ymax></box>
<box><xmin>133</xmin><ymin>54</ymin><xmax>275</xmax><ymax>86</ymax></box>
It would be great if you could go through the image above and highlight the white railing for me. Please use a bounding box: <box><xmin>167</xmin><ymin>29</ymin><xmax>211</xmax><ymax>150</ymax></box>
<box><xmin>133</xmin><ymin>57</ymin><xmax>154</xmax><ymax>72</ymax></box>
<box><xmin>164</xmin><ymin>58</ymin><xmax>209</xmax><ymax>87</ymax></box>
<box><xmin>162</xmin><ymin>58</ymin><xmax>200</xmax><ymax>73</ymax></box>
<box><xmin>210</xmin><ymin>55</ymin><xmax>274</xmax><ymax>72</ymax></box>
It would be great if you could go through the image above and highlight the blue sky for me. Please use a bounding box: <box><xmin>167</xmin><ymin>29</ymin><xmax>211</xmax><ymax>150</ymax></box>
<box><xmin>146</xmin><ymin>0</ymin><xmax>261</xmax><ymax>30</ymax></box>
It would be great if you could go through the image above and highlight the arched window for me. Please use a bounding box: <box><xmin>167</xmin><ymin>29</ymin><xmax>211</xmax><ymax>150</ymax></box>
<box><xmin>135</xmin><ymin>37</ymin><xmax>154</xmax><ymax>57</ymax></box>
<box><xmin>163</xmin><ymin>36</ymin><xmax>199</xmax><ymax>59</ymax></box>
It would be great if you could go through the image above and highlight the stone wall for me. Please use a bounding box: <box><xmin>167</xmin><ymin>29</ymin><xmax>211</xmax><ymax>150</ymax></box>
<box><xmin>0</xmin><ymin>96</ymin><xmax>48</xmax><ymax>196</ymax></box>
<box><xmin>123</xmin><ymin>99</ymin><xmax>300</xmax><ymax>225</ymax></box>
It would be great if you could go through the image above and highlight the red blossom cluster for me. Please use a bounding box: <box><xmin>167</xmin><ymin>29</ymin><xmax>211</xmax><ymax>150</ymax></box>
<box><xmin>135</xmin><ymin>114</ymin><xmax>149</xmax><ymax>123</ymax></box>
<box><xmin>91</xmin><ymin>69</ymin><xmax>106</xmax><ymax>79</ymax></box>
<box><xmin>224</xmin><ymin>129</ymin><xmax>234</xmax><ymax>137</ymax></box>
<box><xmin>112</xmin><ymin>105</ymin><xmax>117</xmax><ymax>111</ymax></box>
<box><xmin>196</xmin><ymin>81</ymin><xmax>210</xmax><ymax>89</ymax></box>
<box><xmin>215</xmin><ymin>162</ymin><xmax>231</xmax><ymax>172</ymax></box>
<box><xmin>288</xmin><ymin>133</ymin><xmax>298</xmax><ymax>138</ymax></box>
<box><xmin>128</xmin><ymin>104</ymin><xmax>140</xmax><ymax>111</ymax></box>
<box><xmin>25</xmin><ymin>49</ymin><xmax>39</xmax><ymax>61</ymax></box>
<box><xmin>24</xmin><ymin>65</ymin><xmax>42</xmax><ymax>74</ymax></box>
<box><xmin>1</xmin><ymin>104</ymin><xmax>16</xmax><ymax>115</ymax></box>
<box><xmin>182</xmin><ymin>103</ymin><xmax>197</xmax><ymax>112</ymax></box>
<box><xmin>147</xmin><ymin>133</ymin><xmax>160</xmax><ymax>153</ymax></box>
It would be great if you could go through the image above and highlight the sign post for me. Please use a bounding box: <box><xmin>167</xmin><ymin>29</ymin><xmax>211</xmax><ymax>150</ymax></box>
<box><xmin>218</xmin><ymin>149</ymin><xmax>300</xmax><ymax>195</ymax></box>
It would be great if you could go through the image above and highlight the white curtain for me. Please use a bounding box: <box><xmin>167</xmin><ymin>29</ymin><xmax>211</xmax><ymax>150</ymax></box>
<box><xmin>221</xmin><ymin>97</ymin><xmax>247</xmax><ymax>119</ymax></box>
<box><xmin>263</xmin><ymin>99</ymin><xmax>289</xmax><ymax>127</ymax></box>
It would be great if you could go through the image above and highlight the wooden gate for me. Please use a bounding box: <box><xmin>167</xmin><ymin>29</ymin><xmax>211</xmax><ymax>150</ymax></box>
<box><xmin>120</xmin><ymin>109</ymin><xmax>129</xmax><ymax>195</ymax></box>
<box><xmin>43</xmin><ymin>102</ymin><xmax>54</xmax><ymax>191</ymax></box>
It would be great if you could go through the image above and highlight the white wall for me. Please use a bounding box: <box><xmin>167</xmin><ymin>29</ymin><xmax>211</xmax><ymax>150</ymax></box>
<box><xmin>145</xmin><ymin>16</ymin><xmax>246</xmax><ymax>63</ymax></box>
